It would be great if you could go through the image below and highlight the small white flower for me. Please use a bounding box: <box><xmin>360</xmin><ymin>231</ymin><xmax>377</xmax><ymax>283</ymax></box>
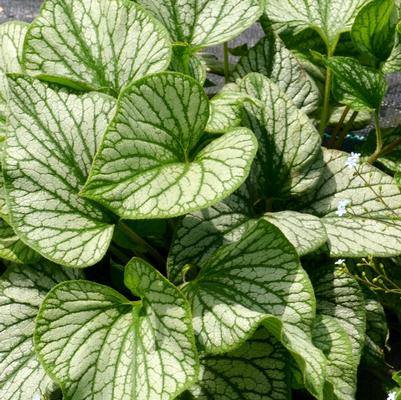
<box><xmin>387</xmin><ymin>392</ymin><xmax>396</xmax><ymax>400</ymax></box>
<box><xmin>335</xmin><ymin>259</ymin><xmax>346</xmax><ymax>265</ymax></box>
<box><xmin>345</xmin><ymin>152</ymin><xmax>361</xmax><ymax>169</ymax></box>
<box><xmin>336</xmin><ymin>199</ymin><xmax>351</xmax><ymax>217</ymax></box>
<box><xmin>32</xmin><ymin>392</ymin><xmax>41</xmax><ymax>400</ymax></box>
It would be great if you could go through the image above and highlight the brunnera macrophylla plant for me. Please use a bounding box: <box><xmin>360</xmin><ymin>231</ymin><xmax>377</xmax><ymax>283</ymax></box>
<box><xmin>1</xmin><ymin>0</ymin><xmax>401</xmax><ymax>399</ymax></box>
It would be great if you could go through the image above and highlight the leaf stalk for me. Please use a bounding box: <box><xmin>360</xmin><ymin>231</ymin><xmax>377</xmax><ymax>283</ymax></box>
<box><xmin>319</xmin><ymin>65</ymin><xmax>333</xmax><ymax>136</ymax></box>
<box><xmin>334</xmin><ymin>110</ymin><xmax>359</xmax><ymax>149</ymax></box>
<box><xmin>118</xmin><ymin>221</ymin><xmax>165</xmax><ymax>268</ymax></box>
<box><xmin>327</xmin><ymin>106</ymin><xmax>350</xmax><ymax>148</ymax></box>
<box><xmin>367</xmin><ymin>111</ymin><xmax>383</xmax><ymax>164</ymax></box>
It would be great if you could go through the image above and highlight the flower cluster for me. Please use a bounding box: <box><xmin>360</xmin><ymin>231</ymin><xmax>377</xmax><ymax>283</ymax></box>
<box><xmin>336</xmin><ymin>199</ymin><xmax>351</xmax><ymax>216</ymax></box>
<box><xmin>345</xmin><ymin>152</ymin><xmax>361</xmax><ymax>170</ymax></box>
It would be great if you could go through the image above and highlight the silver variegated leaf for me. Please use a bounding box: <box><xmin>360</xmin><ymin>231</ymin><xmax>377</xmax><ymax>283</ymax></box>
<box><xmin>206</xmin><ymin>83</ymin><xmax>253</xmax><ymax>134</ymax></box>
<box><xmin>0</xmin><ymin>261</ymin><xmax>82</xmax><ymax>400</ymax></box>
<box><xmin>312</xmin><ymin>315</ymin><xmax>357</xmax><ymax>400</ymax></box>
<box><xmin>138</xmin><ymin>0</ymin><xmax>263</xmax><ymax>48</ymax></box>
<box><xmin>0</xmin><ymin>21</ymin><xmax>28</xmax><ymax>137</ymax></box>
<box><xmin>0</xmin><ymin>219</ymin><xmax>40</xmax><ymax>264</ymax></box>
<box><xmin>233</xmin><ymin>30</ymin><xmax>320</xmax><ymax>114</ymax></box>
<box><xmin>301</xmin><ymin>148</ymin><xmax>401</xmax><ymax>257</ymax></box>
<box><xmin>183</xmin><ymin>220</ymin><xmax>326</xmax><ymax>399</ymax></box>
<box><xmin>188</xmin><ymin>329</ymin><xmax>290</xmax><ymax>400</ymax></box>
<box><xmin>82</xmin><ymin>72</ymin><xmax>257</xmax><ymax>219</ymax></box>
<box><xmin>265</xmin><ymin>0</ymin><xmax>368</xmax><ymax>51</ymax></box>
<box><xmin>4</xmin><ymin>76</ymin><xmax>115</xmax><ymax>267</ymax></box>
<box><xmin>362</xmin><ymin>289</ymin><xmax>388</xmax><ymax>367</ymax></box>
<box><xmin>24</xmin><ymin>0</ymin><xmax>171</xmax><ymax>92</ymax></box>
<box><xmin>167</xmin><ymin>188</ymin><xmax>253</xmax><ymax>285</ymax></box>
<box><xmin>239</xmin><ymin>73</ymin><xmax>322</xmax><ymax>199</ymax></box>
<box><xmin>170</xmin><ymin>44</ymin><xmax>207</xmax><ymax>84</ymax></box>
<box><xmin>310</xmin><ymin>264</ymin><xmax>366</xmax><ymax>366</ymax></box>
<box><xmin>264</xmin><ymin>211</ymin><xmax>327</xmax><ymax>256</ymax></box>
<box><xmin>35</xmin><ymin>258</ymin><xmax>199</xmax><ymax>400</ymax></box>
<box><xmin>0</xmin><ymin>21</ymin><xmax>27</xmax><ymax>74</ymax></box>
<box><xmin>168</xmin><ymin>188</ymin><xmax>327</xmax><ymax>285</ymax></box>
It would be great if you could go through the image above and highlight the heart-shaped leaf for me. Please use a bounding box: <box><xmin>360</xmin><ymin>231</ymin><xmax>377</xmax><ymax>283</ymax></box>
<box><xmin>301</xmin><ymin>148</ymin><xmax>401</xmax><ymax>257</ymax></box>
<box><xmin>312</xmin><ymin>315</ymin><xmax>356</xmax><ymax>400</ymax></box>
<box><xmin>23</xmin><ymin>0</ymin><xmax>171</xmax><ymax>93</ymax></box>
<box><xmin>188</xmin><ymin>329</ymin><xmax>290</xmax><ymax>400</ymax></box>
<box><xmin>265</xmin><ymin>0</ymin><xmax>368</xmax><ymax>51</ymax></box>
<box><xmin>182</xmin><ymin>220</ymin><xmax>326</xmax><ymax>399</ymax></box>
<box><xmin>168</xmin><ymin>188</ymin><xmax>327</xmax><ymax>285</ymax></box>
<box><xmin>167</xmin><ymin>188</ymin><xmax>253</xmax><ymax>284</ymax></box>
<box><xmin>82</xmin><ymin>72</ymin><xmax>257</xmax><ymax>219</ymax></box>
<box><xmin>0</xmin><ymin>261</ymin><xmax>82</xmax><ymax>400</ymax></box>
<box><xmin>323</xmin><ymin>56</ymin><xmax>387</xmax><ymax>111</ymax></box>
<box><xmin>4</xmin><ymin>76</ymin><xmax>115</xmax><ymax>267</ymax></box>
<box><xmin>138</xmin><ymin>0</ymin><xmax>263</xmax><ymax>48</ymax></box>
<box><xmin>310</xmin><ymin>264</ymin><xmax>366</xmax><ymax>366</ymax></box>
<box><xmin>35</xmin><ymin>258</ymin><xmax>198</xmax><ymax>400</ymax></box>
<box><xmin>239</xmin><ymin>73</ymin><xmax>322</xmax><ymax>199</ymax></box>
<box><xmin>233</xmin><ymin>30</ymin><xmax>320</xmax><ymax>114</ymax></box>
<box><xmin>351</xmin><ymin>0</ymin><xmax>398</xmax><ymax>62</ymax></box>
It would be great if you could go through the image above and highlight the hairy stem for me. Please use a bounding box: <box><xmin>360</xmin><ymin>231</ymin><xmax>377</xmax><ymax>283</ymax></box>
<box><xmin>367</xmin><ymin>111</ymin><xmax>383</xmax><ymax>164</ymax></box>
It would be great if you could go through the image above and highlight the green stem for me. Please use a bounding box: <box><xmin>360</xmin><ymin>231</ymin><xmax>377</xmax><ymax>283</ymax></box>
<box><xmin>327</xmin><ymin>106</ymin><xmax>350</xmax><ymax>148</ymax></box>
<box><xmin>319</xmin><ymin>66</ymin><xmax>333</xmax><ymax>137</ymax></box>
<box><xmin>334</xmin><ymin>110</ymin><xmax>359</xmax><ymax>149</ymax></box>
<box><xmin>265</xmin><ymin>197</ymin><xmax>273</xmax><ymax>212</ymax></box>
<box><xmin>366</xmin><ymin>133</ymin><xmax>401</xmax><ymax>162</ymax></box>
<box><xmin>223</xmin><ymin>42</ymin><xmax>230</xmax><ymax>83</ymax></box>
<box><xmin>118</xmin><ymin>221</ymin><xmax>165</xmax><ymax>268</ymax></box>
<box><xmin>109</xmin><ymin>244</ymin><xmax>130</xmax><ymax>265</ymax></box>
<box><xmin>367</xmin><ymin>111</ymin><xmax>383</xmax><ymax>164</ymax></box>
